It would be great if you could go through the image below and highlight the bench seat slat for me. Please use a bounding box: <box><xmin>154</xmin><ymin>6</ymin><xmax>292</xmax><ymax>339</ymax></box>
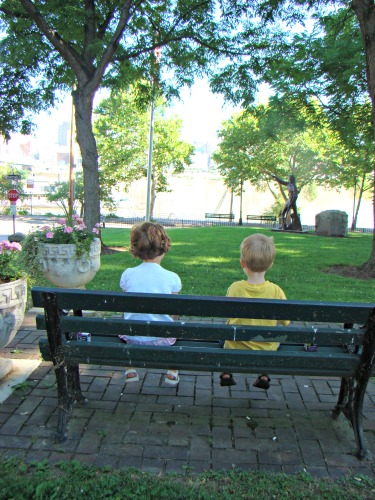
<box><xmin>39</xmin><ymin>338</ymin><xmax>361</xmax><ymax>377</ymax></box>
<box><xmin>36</xmin><ymin>314</ymin><xmax>365</xmax><ymax>345</ymax></box>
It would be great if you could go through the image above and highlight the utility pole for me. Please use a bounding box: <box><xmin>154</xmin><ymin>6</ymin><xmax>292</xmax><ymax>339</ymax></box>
<box><xmin>69</xmin><ymin>95</ymin><xmax>75</xmax><ymax>219</ymax></box>
<box><xmin>145</xmin><ymin>40</ymin><xmax>161</xmax><ymax>221</ymax></box>
<box><xmin>146</xmin><ymin>101</ymin><xmax>155</xmax><ymax>222</ymax></box>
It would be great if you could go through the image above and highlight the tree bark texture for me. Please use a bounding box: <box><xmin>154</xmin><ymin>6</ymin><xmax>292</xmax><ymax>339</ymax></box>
<box><xmin>352</xmin><ymin>0</ymin><xmax>375</xmax><ymax>268</ymax></box>
<box><xmin>73</xmin><ymin>88</ymin><xmax>101</xmax><ymax>231</ymax></box>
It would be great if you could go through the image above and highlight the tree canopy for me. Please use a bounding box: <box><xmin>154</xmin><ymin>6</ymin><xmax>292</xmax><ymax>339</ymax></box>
<box><xmin>213</xmin><ymin>99</ymin><xmax>344</xmax><ymax>211</ymax></box>
<box><xmin>94</xmin><ymin>88</ymin><xmax>194</xmax><ymax>218</ymax></box>
<box><xmin>0</xmin><ymin>0</ymin><xmax>257</xmax><ymax>229</ymax></box>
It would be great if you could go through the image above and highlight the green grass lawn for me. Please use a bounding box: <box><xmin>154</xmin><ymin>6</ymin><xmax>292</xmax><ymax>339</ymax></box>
<box><xmin>21</xmin><ymin>227</ymin><xmax>375</xmax><ymax>496</ymax></box>
<box><xmin>93</xmin><ymin>226</ymin><xmax>375</xmax><ymax>303</ymax></box>
<box><xmin>0</xmin><ymin>457</ymin><xmax>374</xmax><ymax>499</ymax></box>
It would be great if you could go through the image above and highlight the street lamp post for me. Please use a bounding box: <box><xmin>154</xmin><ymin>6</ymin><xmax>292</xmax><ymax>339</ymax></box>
<box><xmin>145</xmin><ymin>101</ymin><xmax>155</xmax><ymax>222</ymax></box>
<box><xmin>69</xmin><ymin>95</ymin><xmax>75</xmax><ymax>219</ymax></box>
<box><xmin>238</xmin><ymin>178</ymin><xmax>243</xmax><ymax>226</ymax></box>
<box><xmin>145</xmin><ymin>41</ymin><xmax>161</xmax><ymax>222</ymax></box>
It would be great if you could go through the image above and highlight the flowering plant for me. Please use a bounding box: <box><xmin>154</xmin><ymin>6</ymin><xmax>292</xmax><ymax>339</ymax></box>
<box><xmin>35</xmin><ymin>215</ymin><xmax>100</xmax><ymax>255</ymax></box>
<box><xmin>21</xmin><ymin>215</ymin><xmax>101</xmax><ymax>279</ymax></box>
<box><xmin>0</xmin><ymin>240</ymin><xmax>25</xmax><ymax>284</ymax></box>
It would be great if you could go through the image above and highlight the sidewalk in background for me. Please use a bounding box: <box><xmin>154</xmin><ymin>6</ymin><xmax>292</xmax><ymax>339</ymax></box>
<box><xmin>0</xmin><ymin>308</ymin><xmax>374</xmax><ymax>477</ymax></box>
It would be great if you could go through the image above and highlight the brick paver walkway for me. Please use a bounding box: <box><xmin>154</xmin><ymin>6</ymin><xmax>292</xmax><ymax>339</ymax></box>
<box><xmin>1</xmin><ymin>308</ymin><xmax>374</xmax><ymax>478</ymax></box>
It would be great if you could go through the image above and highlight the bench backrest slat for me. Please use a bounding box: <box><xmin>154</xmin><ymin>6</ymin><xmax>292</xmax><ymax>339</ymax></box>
<box><xmin>32</xmin><ymin>288</ymin><xmax>374</xmax><ymax>325</ymax></box>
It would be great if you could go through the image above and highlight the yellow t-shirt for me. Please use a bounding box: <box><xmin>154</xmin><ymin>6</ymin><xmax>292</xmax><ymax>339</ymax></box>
<box><xmin>224</xmin><ymin>280</ymin><xmax>290</xmax><ymax>351</ymax></box>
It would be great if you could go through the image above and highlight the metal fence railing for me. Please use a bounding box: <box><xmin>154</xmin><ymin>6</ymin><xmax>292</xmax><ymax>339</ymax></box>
<box><xmin>101</xmin><ymin>216</ymin><xmax>373</xmax><ymax>234</ymax></box>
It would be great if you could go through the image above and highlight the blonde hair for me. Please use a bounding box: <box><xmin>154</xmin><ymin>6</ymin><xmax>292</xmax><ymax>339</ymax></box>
<box><xmin>130</xmin><ymin>222</ymin><xmax>171</xmax><ymax>260</ymax></box>
<box><xmin>240</xmin><ymin>233</ymin><xmax>275</xmax><ymax>272</ymax></box>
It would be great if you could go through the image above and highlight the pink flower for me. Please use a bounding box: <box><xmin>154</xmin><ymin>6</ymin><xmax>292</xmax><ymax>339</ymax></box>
<box><xmin>95</xmin><ymin>223</ymin><xmax>101</xmax><ymax>228</ymax></box>
<box><xmin>9</xmin><ymin>242</ymin><xmax>22</xmax><ymax>251</ymax></box>
<box><xmin>45</xmin><ymin>232</ymin><xmax>54</xmax><ymax>239</ymax></box>
<box><xmin>73</xmin><ymin>215</ymin><xmax>84</xmax><ymax>225</ymax></box>
<box><xmin>58</xmin><ymin>218</ymin><xmax>66</xmax><ymax>225</ymax></box>
<box><xmin>0</xmin><ymin>241</ymin><xmax>21</xmax><ymax>252</ymax></box>
<box><xmin>92</xmin><ymin>228</ymin><xmax>99</xmax><ymax>235</ymax></box>
<box><xmin>64</xmin><ymin>227</ymin><xmax>74</xmax><ymax>233</ymax></box>
<box><xmin>40</xmin><ymin>225</ymin><xmax>51</xmax><ymax>231</ymax></box>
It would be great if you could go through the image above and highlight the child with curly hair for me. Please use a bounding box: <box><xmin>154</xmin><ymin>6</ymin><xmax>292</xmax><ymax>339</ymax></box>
<box><xmin>119</xmin><ymin>222</ymin><xmax>181</xmax><ymax>386</ymax></box>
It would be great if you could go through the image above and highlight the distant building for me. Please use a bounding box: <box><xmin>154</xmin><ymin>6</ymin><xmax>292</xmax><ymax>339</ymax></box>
<box><xmin>57</xmin><ymin>122</ymin><xmax>70</xmax><ymax>147</ymax></box>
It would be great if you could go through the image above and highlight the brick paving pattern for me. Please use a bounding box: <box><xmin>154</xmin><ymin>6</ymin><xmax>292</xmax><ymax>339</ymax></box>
<box><xmin>0</xmin><ymin>308</ymin><xmax>374</xmax><ymax>478</ymax></box>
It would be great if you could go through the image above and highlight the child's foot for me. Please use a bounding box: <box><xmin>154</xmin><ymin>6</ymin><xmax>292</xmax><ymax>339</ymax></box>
<box><xmin>164</xmin><ymin>370</ymin><xmax>179</xmax><ymax>386</ymax></box>
<box><xmin>220</xmin><ymin>373</ymin><xmax>237</xmax><ymax>386</ymax></box>
<box><xmin>253</xmin><ymin>374</ymin><xmax>270</xmax><ymax>390</ymax></box>
<box><xmin>125</xmin><ymin>368</ymin><xmax>139</xmax><ymax>383</ymax></box>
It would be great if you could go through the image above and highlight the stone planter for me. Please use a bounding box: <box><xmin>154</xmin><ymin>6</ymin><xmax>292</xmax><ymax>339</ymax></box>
<box><xmin>0</xmin><ymin>278</ymin><xmax>27</xmax><ymax>379</ymax></box>
<box><xmin>39</xmin><ymin>238</ymin><xmax>101</xmax><ymax>288</ymax></box>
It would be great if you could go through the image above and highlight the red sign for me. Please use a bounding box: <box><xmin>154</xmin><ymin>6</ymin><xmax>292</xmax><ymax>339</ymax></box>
<box><xmin>7</xmin><ymin>189</ymin><xmax>19</xmax><ymax>202</ymax></box>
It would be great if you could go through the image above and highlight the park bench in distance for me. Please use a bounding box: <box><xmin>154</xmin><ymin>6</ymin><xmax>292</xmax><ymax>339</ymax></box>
<box><xmin>32</xmin><ymin>287</ymin><xmax>375</xmax><ymax>459</ymax></box>
<box><xmin>205</xmin><ymin>212</ymin><xmax>235</xmax><ymax>220</ymax></box>
<box><xmin>246</xmin><ymin>215</ymin><xmax>277</xmax><ymax>225</ymax></box>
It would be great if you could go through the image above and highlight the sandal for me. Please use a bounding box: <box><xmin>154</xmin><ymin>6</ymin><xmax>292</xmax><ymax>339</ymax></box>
<box><xmin>220</xmin><ymin>373</ymin><xmax>237</xmax><ymax>386</ymax></box>
<box><xmin>253</xmin><ymin>374</ymin><xmax>270</xmax><ymax>390</ymax></box>
<box><xmin>125</xmin><ymin>368</ymin><xmax>139</xmax><ymax>383</ymax></box>
<box><xmin>164</xmin><ymin>370</ymin><xmax>180</xmax><ymax>386</ymax></box>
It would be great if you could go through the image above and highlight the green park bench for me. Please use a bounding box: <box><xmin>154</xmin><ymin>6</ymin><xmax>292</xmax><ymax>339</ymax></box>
<box><xmin>246</xmin><ymin>215</ymin><xmax>277</xmax><ymax>225</ymax></box>
<box><xmin>205</xmin><ymin>213</ymin><xmax>235</xmax><ymax>220</ymax></box>
<box><xmin>32</xmin><ymin>287</ymin><xmax>375</xmax><ymax>459</ymax></box>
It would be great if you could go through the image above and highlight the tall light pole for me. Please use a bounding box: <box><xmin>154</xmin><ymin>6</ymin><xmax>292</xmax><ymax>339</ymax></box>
<box><xmin>145</xmin><ymin>101</ymin><xmax>155</xmax><ymax>222</ymax></box>
<box><xmin>145</xmin><ymin>43</ymin><xmax>161</xmax><ymax>221</ymax></box>
<box><xmin>239</xmin><ymin>177</ymin><xmax>244</xmax><ymax>226</ymax></box>
<box><xmin>69</xmin><ymin>94</ymin><xmax>75</xmax><ymax>220</ymax></box>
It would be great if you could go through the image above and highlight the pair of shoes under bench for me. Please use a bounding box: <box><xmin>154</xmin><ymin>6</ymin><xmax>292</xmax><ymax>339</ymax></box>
<box><xmin>125</xmin><ymin>369</ymin><xmax>139</xmax><ymax>383</ymax></box>
<box><xmin>164</xmin><ymin>370</ymin><xmax>180</xmax><ymax>386</ymax></box>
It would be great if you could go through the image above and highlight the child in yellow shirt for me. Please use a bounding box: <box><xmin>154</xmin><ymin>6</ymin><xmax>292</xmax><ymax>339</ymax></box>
<box><xmin>220</xmin><ymin>233</ymin><xmax>290</xmax><ymax>390</ymax></box>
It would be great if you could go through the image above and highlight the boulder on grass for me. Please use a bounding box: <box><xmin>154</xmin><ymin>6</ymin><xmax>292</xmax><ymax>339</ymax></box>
<box><xmin>315</xmin><ymin>210</ymin><xmax>348</xmax><ymax>237</ymax></box>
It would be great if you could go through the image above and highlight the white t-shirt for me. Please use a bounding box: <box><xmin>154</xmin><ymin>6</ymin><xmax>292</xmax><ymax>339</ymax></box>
<box><xmin>119</xmin><ymin>262</ymin><xmax>182</xmax><ymax>345</ymax></box>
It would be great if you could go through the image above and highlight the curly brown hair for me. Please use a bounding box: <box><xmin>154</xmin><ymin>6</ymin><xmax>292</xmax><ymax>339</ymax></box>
<box><xmin>129</xmin><ymin>222</ymin><xmax>171</xmax><ymax>260</ymax></box>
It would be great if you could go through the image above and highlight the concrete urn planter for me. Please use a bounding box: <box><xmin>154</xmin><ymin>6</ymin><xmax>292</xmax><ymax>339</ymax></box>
<box><xmin>39</xmin><ymin>238</ymin><xmax>101</xmax><ymax>288</ymax></box>
<box><xmin>0</xmin><ymin>278</ymin><xmax>27</xmax><ymax>379</ymax></box>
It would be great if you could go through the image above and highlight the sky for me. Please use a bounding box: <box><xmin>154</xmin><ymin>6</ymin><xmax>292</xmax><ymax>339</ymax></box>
<box><xmin>33</xmin><ymin>79</ymin><xmax>271</xmax><ymax>148</ymax></box>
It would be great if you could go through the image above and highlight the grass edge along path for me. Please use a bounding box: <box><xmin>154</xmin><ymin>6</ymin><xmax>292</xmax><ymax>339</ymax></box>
<box><xmin>0</xmin><ymin>458</ymin><xmax>374</xmax><ymax>499</ymax></box>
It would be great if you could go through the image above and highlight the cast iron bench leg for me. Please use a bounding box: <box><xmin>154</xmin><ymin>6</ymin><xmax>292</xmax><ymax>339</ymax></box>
<box><xmin>331</xmin><ymin>376</ymin><xmax>349</xmax><ymax>419</ymax></box>
<box><xmin>67</xmin><ymin>364</ymin><xmax>88</xmax><ymax>405</ymax></box>
<box><xmin>335</xmin><ymin>309</ymin><xmax>375</xmax><ymax>459</ymax></box>
<box><xmin>352</xmin><ymin>307</ymin><xmax>375</xmax><ymax>459</ymax></box>
<box><xmin>42</xmin><ymin>292</ymin><xmax>71</xmax><ymax>442</ymax></box>
<box><xmin>54</xmin><ymin>362</ymin><xmax>70</xmax><ymax>442</ymax></box>
<box><xmin>352</xmin><ymin>379</ymin><xmax>370</xmax><ymax>459</ymax></box>
<box><xmin>66</xmin><ymin>309</ymin><xmax>88</xmax><ymax>406</ymax></box>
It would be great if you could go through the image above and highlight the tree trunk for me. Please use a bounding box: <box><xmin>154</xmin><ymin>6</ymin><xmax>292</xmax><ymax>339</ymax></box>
<box><xmin>351</xmin><ymin>173</ymin><xmax>366</xmax><ymax>231</ymax></box>
<box><xmin>352</xmin><ymin>0</ymin><xmax>375</xmax><ymax>269</ymax></box>
<box><xmin>72</xmin><ymin>87</ymin><xmax>100</xmax><ymax>231</ymax></box>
